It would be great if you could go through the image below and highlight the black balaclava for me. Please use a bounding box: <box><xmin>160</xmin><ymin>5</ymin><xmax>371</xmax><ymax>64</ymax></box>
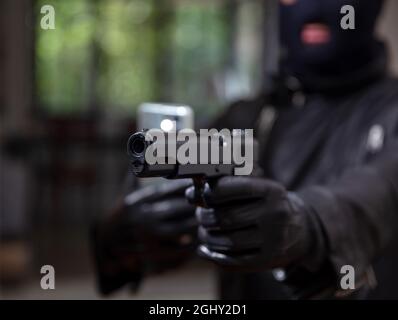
<box><xmin>280</xmin><ymin>0</ymin><xmax>385</xmax><ymax>90</ymax></box>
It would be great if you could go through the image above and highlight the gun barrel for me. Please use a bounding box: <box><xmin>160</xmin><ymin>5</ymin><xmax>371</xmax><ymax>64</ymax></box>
<box><xmin>127</xmin><ymin>132</ymin><xmax>176</xmax><ymax>177</ymax></box>
<box><xmin>127</xmin><ymin>130</ymin><xmax>255</xmax><ymax>179</ymax></box>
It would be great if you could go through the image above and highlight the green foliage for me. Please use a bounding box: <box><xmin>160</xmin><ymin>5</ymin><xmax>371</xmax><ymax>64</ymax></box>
<box><xmin>95</xmin><ymin>0</ymin><xmax>157</xmax><ymax>114</ymax></box>
<box><xmin>172</xmin><ymin>2</ymin><xmax>231</xmax><ymax>117</ymax></box>
<box><xmin>35</xmin><ymin>0</ymin><xmax>232</xmax><ymax>117</ymax></box>
<box><xmin>36</xmin><ymin>0</ymin><xmax>95</xmax><ymax>114</ymax></box>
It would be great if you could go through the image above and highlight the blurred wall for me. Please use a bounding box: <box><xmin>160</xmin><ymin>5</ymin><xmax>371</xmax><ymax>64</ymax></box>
<box><xmin>1</xmin><ymin>0</ymin><xmax>33</xmax><ymax>238</ymax></box>
<box><xmin>378</xmin><ymin>0</ymin><xmax>398</xmax><ymax>75</ymax></box>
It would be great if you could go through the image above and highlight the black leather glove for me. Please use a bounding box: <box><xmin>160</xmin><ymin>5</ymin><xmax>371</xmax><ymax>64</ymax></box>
<box><xmin>186</xmin><ymin>176</ymin><xmax>325</xmax><ymax>271</ymax></box>
<box><xmin>92</xmin><ymin>179</ymin><xmax>197</xmax><ymax>295</ymax></box>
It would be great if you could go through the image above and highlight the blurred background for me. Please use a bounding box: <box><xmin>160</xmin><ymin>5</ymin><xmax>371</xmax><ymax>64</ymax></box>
<box><xmin>1</xmin><ymin>0</ymin><xmax>398</xmax><ymax>300</ymax></box>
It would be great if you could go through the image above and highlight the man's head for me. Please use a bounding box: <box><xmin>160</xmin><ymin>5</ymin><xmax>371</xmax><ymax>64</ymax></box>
<box><xmin>280</xmin><ymin>0</ymin><xmax>385</xmax><ymax>78</ymax></box>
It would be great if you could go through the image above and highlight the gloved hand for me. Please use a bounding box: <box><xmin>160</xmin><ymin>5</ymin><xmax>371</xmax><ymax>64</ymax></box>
<box><xmin>92</xmin><ymin>179</ymin><xmax>197</xmax><ymax>295</ymax></box>
<box><xmin>186</xmin><ymin>176</ymin><xmax>325</xmax><ymax>271</ymax></box>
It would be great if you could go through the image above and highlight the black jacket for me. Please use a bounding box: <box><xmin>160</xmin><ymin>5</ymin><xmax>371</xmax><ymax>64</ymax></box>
<box><xmin>213</xmin><ymin>54</ymin><xmax>398</xmax><ymax>299</ymax></box>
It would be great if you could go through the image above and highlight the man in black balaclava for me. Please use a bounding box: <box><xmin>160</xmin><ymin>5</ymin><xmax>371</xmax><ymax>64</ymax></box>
<box><xmin>280</xmin><ymin>0</ymin><xmax>385</xmax><ymax>90</ymax></box>
<box><xmin>92</xmin><ymin>0</ymin><xmax>398</xmax><ymax>299</ymax></box>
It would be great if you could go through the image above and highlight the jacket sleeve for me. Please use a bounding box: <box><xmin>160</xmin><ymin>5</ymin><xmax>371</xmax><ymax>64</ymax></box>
<box><xmin>299</xmin><ymin>121</ymin><xmax>398</xmax><ymax>290</ymax></box>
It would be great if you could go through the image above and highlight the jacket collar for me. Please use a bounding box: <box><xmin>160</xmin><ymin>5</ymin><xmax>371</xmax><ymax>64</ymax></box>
<box><xmin>281</xmin><ymin>41</ymin><xmax>388</xmax><ymax>97</ymax></box>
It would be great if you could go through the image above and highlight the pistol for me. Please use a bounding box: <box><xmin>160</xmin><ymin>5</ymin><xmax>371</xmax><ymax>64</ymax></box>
<box><xmin>127</xmin><ymin>129</ymin><xmax>257</xmax><ymax>205</ymax></box>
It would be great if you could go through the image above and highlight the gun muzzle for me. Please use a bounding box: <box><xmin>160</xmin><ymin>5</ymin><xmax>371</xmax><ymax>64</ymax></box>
<box><xmin>127</xmin><ymin>132</ymin><xmax>176</xmax><ymax>177</ymax></box>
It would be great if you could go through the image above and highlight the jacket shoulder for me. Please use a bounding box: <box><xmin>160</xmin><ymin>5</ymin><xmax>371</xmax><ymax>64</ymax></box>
<box><xmin>358</xmin><ymin>77</ymin><xmax>398</xmax><ymax>126</ymax></box>
<box><xmin>211</xmin><ymin>95</ymin><xmax>267</xmax><ymax>130</ymax></box>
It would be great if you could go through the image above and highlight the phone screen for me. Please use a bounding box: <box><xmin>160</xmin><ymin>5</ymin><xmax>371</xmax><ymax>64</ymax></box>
<box><xmin>136</xmin><ymin>103</ymin><xmax>194</xmax><ymax>186</ymax></box>
<box><xmin>137</xmin><ymin>103</ymin><xmax>194</xmax><ymax>132</ymax></box>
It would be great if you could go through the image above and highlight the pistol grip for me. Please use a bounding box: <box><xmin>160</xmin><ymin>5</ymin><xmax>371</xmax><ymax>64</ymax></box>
<box><xmin>192</xmin><ymin>177</ymin><xmax>206</xmax><ymax>208</ymax></box>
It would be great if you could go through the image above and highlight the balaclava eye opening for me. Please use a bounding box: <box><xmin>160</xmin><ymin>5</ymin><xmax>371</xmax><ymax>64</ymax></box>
<box><xmin>280</xmin><ymin>0</ymin><xmax>385</xmax><ymax>85</ymax></box>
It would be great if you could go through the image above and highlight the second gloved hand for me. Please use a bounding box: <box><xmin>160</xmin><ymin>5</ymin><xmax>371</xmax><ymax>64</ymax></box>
<box><xmin>92</xmin><ymin>179</ymin><xmax>197</xmax><ymax>295</ymax></box>
<box><xmin>186</xmin><ymin>176</ymin><xmax>325</xmax><ymax>271</ymax></box>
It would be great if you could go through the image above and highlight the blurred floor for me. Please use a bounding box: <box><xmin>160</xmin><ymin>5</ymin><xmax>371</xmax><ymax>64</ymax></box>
<box><xmin>0</xmin><ymin>260</ymin><xmax>216</xmax><ymax>300</ymax></box>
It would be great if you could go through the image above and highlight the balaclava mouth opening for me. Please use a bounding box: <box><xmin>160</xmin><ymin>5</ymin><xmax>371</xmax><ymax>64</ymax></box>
<box><xmin>280</xmin><ymin>0</ymin><xmax>385</xmax><ymax>88</ymax></box>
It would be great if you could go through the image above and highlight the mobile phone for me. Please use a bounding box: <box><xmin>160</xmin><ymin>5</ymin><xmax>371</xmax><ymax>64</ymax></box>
<box><xmin>136</xmin><ymin>103</ymin><xmax>194</xmax><ymax>186</ymax></box>
<box><xmin>137</xmin><ymin>103</ymin><xmax>194</xmax><ymax>132</ymax></box>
